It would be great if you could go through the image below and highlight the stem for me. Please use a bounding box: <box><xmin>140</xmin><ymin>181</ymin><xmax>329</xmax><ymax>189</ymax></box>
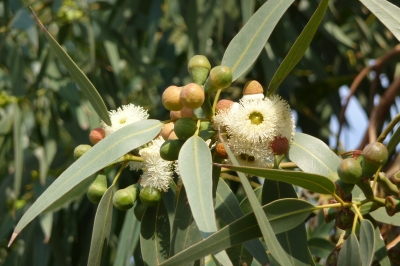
<box><xmin>201</xmin><ymin>93</ymin><xmax>213</xmax><ymax>118</ymax></box>
<box><xmin>371</xmin><ymin>165</ymin><xmax>383</xmax><ymax>191</ymax></box>
<box><xmin>279</xmin><ymin>162</ymin><xmax>298</xmax><ymax>168</ymax></box>
<box><xmin>112</xmin><ymin>162</ymin><xmax>128</xmax><ymax>186</ymax></box>
<box><xmin>333</xmin><ymin>193</ymin><xmax>345</xmax><ymax>205</ymax></box>
<box><xmin>211</xmin><ymin>89</ymin><xmax>222</xmax><ymax>117</ymax></box>
<box><xmin>352</xmin><ymin>203</ymin><xmax>363</xmax><ymax>221</ymax></box>
<box><xmin>377</xmin><ymin>113</ymin><xmax>400</xmax><ymax>143</ymax></box>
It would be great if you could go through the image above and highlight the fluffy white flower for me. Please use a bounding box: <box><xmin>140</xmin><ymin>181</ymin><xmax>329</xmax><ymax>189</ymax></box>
<box><xmin>213</xmin><ymin>95</ymin><xmax>295</xmax><ymax>167</ymax></box>
<box><xmin>101</xmin><ymin>103</ymin><xmax>149</xmax><ymax>135</ymax></box>
<box><xmin>139</xmin><ymin>137</ymin><xmax>174</xmax><ymax>191</ymax></box>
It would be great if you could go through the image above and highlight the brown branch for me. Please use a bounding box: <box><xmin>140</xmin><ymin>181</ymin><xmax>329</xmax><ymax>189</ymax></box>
<box><xmin>336</xmin><ymin>44</ymin><xmax>400</xmax><ymax>151</ymax></box>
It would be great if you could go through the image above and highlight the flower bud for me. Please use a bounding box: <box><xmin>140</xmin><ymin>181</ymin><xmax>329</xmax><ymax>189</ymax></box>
<box><xmin>180</xmin><ymin>83</ymin><xmax>205</xmax><ymax>109</ymax></box>
<box><xmin>139</xmin><ymin>186</ymin><xmax>162</xmax><ymax>207</ymax></box>
<box><xmin>113</xmin><ymin>184</ymin><xmax>139</xmax><ymax>211</ymax></box>
<box><xmin>337</xmin><ymin>158</ymin><xmax>362</xmax><ymax>184</ymax></box>
<box><xmin>161</xmin><ymin>122</ymin><xmax>174</xmax><ymax>140</ymax></box>
<box><xmin>362</xmin><ymin>142</ymin><xmax>388</xmax><ymax>177</ymax></box>
<box><xmin>74</xmin><ymin>144</ymin><xmax>92</xmax><ymax>160</ymax></box>
<box><xmin>242</xmin><ymin>80</ymin><xmax>264</xmax><ymax>100</ymax></box>
<box><xmin>203</xmin><ymin>66</ymin><xmax>232</xmax><ymax>93</ymax></box>
<box><xmin>170</xmin><ymin>106</ymin><xmax>195</xmax><ymax>120</ymax></box>
<box><xmin>174</xmin><ymin>118</ymin><xmax>197</xmax><ymax>140</ymax></box>
<box><xmin>215</xmin><ymin>99</ymin><xmax>234</xmax><ymax>113</ymax></box>
<box><xmin>87</xmin><ymin>173</ymin><xmax>107</xmax><ymax>204</ymax></box>
<box><xmin>188</xmin><ymin>55</ymin><xmax>211</xmax><ymax>85</ymax></box>
<box><xmin>89</xmin><ymin>127</ymin><xmax>105</xmax><ymax>145</ymax></box>
<box><xmin>215</xmin><ymin>143</ymin><xmax>228</xmax><ymax>159</ymax></box>
<box><xmin>159</xmin><ymin>139</ymin><xmax>185</xmax><ymax>161</ymax></box>
<box><xmin>162</xmin><ymin>85</ymin><xmax>183</xmax><ymax>111</ymax></box>
<box><xmin>269</xmin><ymin>136</ymin><xmax>290</xmax><ymax>155</ymax></box>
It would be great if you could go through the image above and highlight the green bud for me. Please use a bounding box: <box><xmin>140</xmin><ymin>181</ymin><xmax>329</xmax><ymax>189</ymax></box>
<box><xmin>203</xmin><ymin>66</ymin><xmax>232</xmax><ymax>93</ymax></box>
<box><xmin>337</xmin><ymin>158</ymin><xmax>362</xmax><ymax>184</ymax></box>
<box><xmin>174</xmin><ymin>118</ymin><xmax>197</xmax><ymax>140</ymax></box>
<box><xmin>74</xmin><ymin>144</ymin><xmax>92</xmax><ymax>160</ymax></box>
<box><xmin>87</xmin><ymin>173</ymin><xmax>107</xmax><ymax>204</ymax></box>
<box><xmin>188</xmin><ymin>55</ymin><xmax>211</xmax><ymax>85</ymax></box>
<box><xmin>139</xmin><ymin>187</ymin><xmax>162</xmax><ymax>207</ymax></box>
<box><xmin>362</xmin><ymin>142</ymin><xmax>388</xmax><ymax>177</ymax></box>
<box><xmin>160</xmin><ymin>139</ymin><xmax>185</xmax><ymax>161</ymax></box>
<box><xmin>113</xmin><ymin>184</ymin><xmax>139</xmax><ymax>211</ymax></box>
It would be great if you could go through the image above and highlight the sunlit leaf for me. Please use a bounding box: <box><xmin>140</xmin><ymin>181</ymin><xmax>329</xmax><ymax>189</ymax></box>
<box><xmin>370</xmin><ymin>207</ymin><xmax>400</xmax><ymax>226</ymax></box>
<box><xmin>360</xmin><ymin>219</ymin><xmax>375</xmax><ymax>266</ymax></box>
<box><xmin>140</xmin><ymin>200</ymin><xmax>170</xmax><ymax>265</ymax></box>
<box><xmin>360</xmin><ymin>0</ymin><xmax>400</xmax><ymax>42</ymax></box>
<box><xmin>217</xmin><ymin>164</ymin><xmax>335</xmax><ymax>195</ymax></box>
<box><xmin>288</xmin><ymin>133</ymin><xmax>340</xmax><ymax>177</ymax></box>
<box><xmin>30</xmin><ymin>8</ymin><xmax>111</xmax><ymax>126</ymax></box>
<box><xmin>267</xmin><ymin>0</ymin><xmax>329</xmax><ymax>95</ymax></box>
<box><xmin>9</xmin><ymin>120</ymin><xmax>162</xmax><ymax>245</ymax></box>
<box><xmin>87</xmin><ymin>186</ymin><xmax>114</xmax><ymax>266</ymax></box>
<box><xmin>221</xmin><ymin>0</ymin><xmax>294</xmax><ymax>81</ymax></box>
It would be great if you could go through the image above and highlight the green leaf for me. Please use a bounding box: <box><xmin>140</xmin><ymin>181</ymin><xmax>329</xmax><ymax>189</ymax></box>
<box><xmin>217</xmin><ymin>164</ymin><xmax>335</xmax><ymax>195</ymax></box>
<box><xmin>221</xmin><ymin>0</ymin><xmax>294</xmax><ymax>81</ymax></box>
<box><xmin>12</xmin><ymin>103</ymin><xmax>23</xmax><ymax>199</ymax></box>
<box><xmin>267</xmin><ymin>0</ymin><xmax>329</xmax><ymax>95</ymax></box>
<box><xmin>360</xmin><ymin>0</ymin><xmax>400</xmax><ymax>42</ymax></box>
<box><xmin>30</xmin><ymin>8</ymin><xmax>112</xmax><ymax>126</ymax></box>
<box><xmin>220</xmin><ymin>136</ymin><xmax>292</xmax><ymax>266</ymax></box>
<box><xmin>374</xmin><ymin>225</ymin><xmax>391</xmax><ymax>266</ymax></box>
<box><xmin>140</xmin><ymin>200</ymin><xmax>170</xmax><ymax>265</ymax></box>
<box><xmin>240</xmin><ymin>187</ymin><xmax>263</xmax><ymax>215</ymax></box>
<box><xmin>178</xmin><ymin>136</ymin><xmax>216</xmax><ymax>238</ymax></box>
<box><xmin>170</xmin><ymin>182</ymin><xmax>203</xmax><ymax>258</ymax></box>
<box><xmin>9</xmin><ymin>119</ymin><xmax>162</xmax><ymax>244</ymax></box>
<box><xmin>387</xmin><ymin>125</ymin><xmax>400</xmax><ymax>154</ymax></box>
<box><xmin>215</xmin><ymin>179</ymin><xmax>268</xmax><ymax>265</ymax></box>
<box><xmin>370</xmin><ymin>207</ymin><xmax>400</xmax><ymax>226</ymax></box>
<box><xmin>337</xmin><ymin>234</ymin><xmax>361</xmax><ymax>266</ymax></box>
<box><xmin>178</xmin><ymin>136</ymin><xmax>232</xmax><ymax>265</ymax></box>
<box><xmin>38</xmin><ymin>212</ymin><xmax>52</xmax><ymax>244</ymax></box>
<box><xmin>359</xmin><ymin>219</ymin><xmax>375</xmax><ymax>266</ymax></box>
<box><xmin>307</xmin><ymin>237</ymin><xmax>335</xmax><ymax>259</ymax></box>
<box><xmin>160</xmin><ymin>198</ymin><xmax>315</xmax><ymax>266</ymax></box>
<box><xmin>87</xmin><ymin>185</ymin><xmax>114</xmax><ymax>266</ymax></box>
<box><xmin>113</xmin><ymin>208</ymin><xmax>140</xmax><ymax>266</ymax></box>
<box><xmin>288</xmin><ymin>133</ymin><xmax>341</xmax><ymax>177</ymax></box>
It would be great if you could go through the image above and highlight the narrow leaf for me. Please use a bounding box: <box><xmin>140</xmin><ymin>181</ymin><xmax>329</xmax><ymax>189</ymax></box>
<box><xmin>374</xmin><ymin>225</ymin><xmax>391</xmax><ymax>266</ymax></box>
<box><xmin>9</xmin><ymin>120</ymin><xmax>162</xmax><ymax>245</ymax></box>
<box><xmin>113</xmin><ymin>208</ymin><xmax>140</xmax><ymax>266</ymax></box>
<box><xmin>360</xmin><ymin>0</ymin><xmax>400</xmax><ymax>42</ymax></box>
<box><xmin>87</xmin><ymin>185</ymin><xmax>114</xmax><ymax>266</ymax></box>
<box><xmin>288</xmin><ymin>133</ymin><xmax>341</xmax><ymax>177</ymax></box>
<box><xmin>370</xmin><ymin>207</ymin><xmax>400</xmax><ymax>226</ymax></box>
<box><xmin>359</xmin><ymin>219</ymin><xmax>375</xmax><ymax>266</ymax></box>
<box><xmin>307</xmin><ymin>237</ymin><xmax>335</xmax><ymax>259</ymax></box>
<box><xmin>217</xmin><ymin>164</ymin><xmax>335</xmax><ymax>195</ymax></box>
<box><xmin>220</xmin><ymin>135</ymin><xmax>292</xmax><ymax>266</ymax></box>
<box><xmin>140</xmin><ymin>200</ymin><xmax>170</xmax><ymax>265</ymax></box>
<box><xmin>12</xmin><ymin>103</ymin><xmax>23</xmax><ymax>199</ymax></box>
<box><xmin>267</xmin><ymin>0</ymin><xmax>329</xmax><ymax>95</ymax></box>
<box><xmin>337</xmin><ymin>234</ymin><xmax>361</xmax><ymax>266</ymax></box>
<box><xmin>160</xmin><ymin>198</ymin><xmax>315</xmax><ymax>266</ymax></box>
<box><xmin>221</xmin><ymin>0</ymin><xmax>294</xmax><ymax>81</ymax></box>
<box><xmin>387</xmin><ymin>125</ymin><xmax>400</xmax><ymax>154</ymax></box>
<box><xmin>30</xmin><ymin>8</ymin><xmax>111</xmax><ymax>126</ymax></box>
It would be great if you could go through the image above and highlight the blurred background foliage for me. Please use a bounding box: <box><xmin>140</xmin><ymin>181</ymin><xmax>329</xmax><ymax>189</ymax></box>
<box><xmin>1</xmin><ymin>0</ymin><xmax>400</xmax><ymax>265</ymax></box>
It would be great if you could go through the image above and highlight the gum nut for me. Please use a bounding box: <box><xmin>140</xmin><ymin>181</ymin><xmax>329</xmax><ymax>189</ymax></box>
<box><xmin>160</xmin><ymin>139</ymin><xmax>185</xmax><ymax>161</ymax></box>
<box><xmin>215</xmin><ymin>143</ymin><xmax>228</xmax><ymax>159</ymax></box>
<box><xmin>270</xmin><ymin>136</ymin><xmax>290</xmax><ymax>155</ymax></box>
<box><xmin>113</xmin><ymin>184</ymin><xmax>139</xmax><ymax>211</ymax></box>
<box><xmin>363</xmin><ymin>142</ymin><xmax>388</xmax><ymax>166</ymax></box>
<box><xmin>174</xmin><ymin>118</ymin><xmax>197</xmax><ymax>140</ymax></box>
<box><xmin>89</xmin><ymin>127</ymin><xmax>105</xmax><ymax>145</ymax></box>
<box><xmin>337</xmin><ymin>158</ymin><xmax>362</xmax><ymax>184</ymax></box>
<box><xmin>168</xmin><ymin>131</ymin><xmax>178</xmax><ymax>140</ymax></box>
<box><xmin>180</xmin><ymin>83</ymin><xmax>205</xmax><ymax>109</ymax></box>
<box><xmin>243</xmin><ymin>80</ymin><xmax>263</xmax><ymax>95</ymax></box>
<box><xmin>74</xmin><ymin>144</ymin><xmax>92</xmax><ymax>160</ymax></box>
<box><xmin>162</xmin><ymin>85</ymin><xmax>183</xmax><ymax>111</ymax></box>
<box><xmin>87</xmin><ymin>173</ymin><xmax>107</xmax><ymax>204</ymax></box>
<box><xmin>170</xmin><ymin>107</ymin><xmax>195</xmax><ymax>120</ymax></box>
<box><xmin>139</xmin><ymin>186</ymin><xmax>162</xmax><ymax>207</ymax></box>
<box><xmin>188</xmin><ymin>55</ymin><xmax>211</xmax><ymax>85</ymax></box>
<box><xmin>161</xmin><ymin>122</ymin><xmax>174</xmax><ymax>140</ymax></box>
<box><xmin>204</xmin><ymin>66</ymin><xmax>232</xmax><ymax>92</ymax></box>
<box><xmin>215</xmin><ymin>99</ymin><xmax>234</xmax><ymax>113</ymax></box>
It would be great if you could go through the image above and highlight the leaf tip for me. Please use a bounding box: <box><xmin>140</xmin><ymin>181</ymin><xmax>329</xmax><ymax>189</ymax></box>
<box><xmin>8</xmin><ymin>232</ymin><xmax>18</xmax><ymax>247</ymax></box>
